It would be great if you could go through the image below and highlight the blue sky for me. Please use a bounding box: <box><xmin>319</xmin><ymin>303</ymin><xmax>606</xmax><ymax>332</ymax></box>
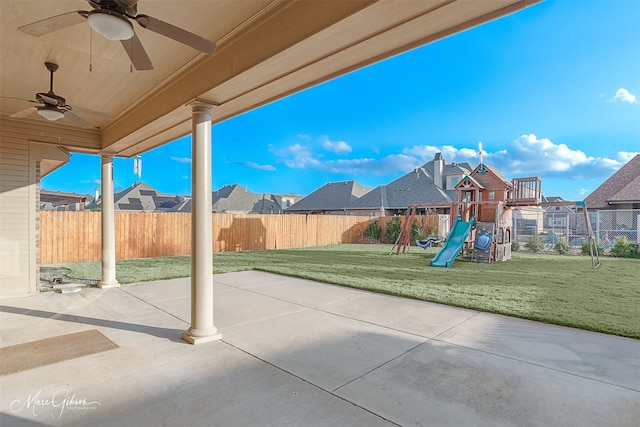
<box><xmin>43</xmin><ymin>0</ymin><xmax>640</xmax><ymax>201</ymax></box>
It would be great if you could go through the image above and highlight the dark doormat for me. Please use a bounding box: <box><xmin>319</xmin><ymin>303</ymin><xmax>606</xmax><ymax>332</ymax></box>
<box><xmin>0</xmin><ymin>329</ymin><xmax>118</xmax><ymax>376</ymax></box>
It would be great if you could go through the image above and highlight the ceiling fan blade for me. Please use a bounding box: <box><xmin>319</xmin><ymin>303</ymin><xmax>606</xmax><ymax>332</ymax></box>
<box><xmin>120</xmin><ymin>32</ymin><xmax>153</xmax><ymax>70</ymax></box>
<box><xmin>10</xmin><ymin>106</ymin><xmax>37</xmax><ymax>118</ymax></box>
<box><xmin>69</xmin><ymin>105</ymin><xmax>112</xmax><ymax>120</ymax></box>
<box><xmin>1</xmin><ymin>96</ymin><xmax>40</xmax><ymax>104</ymax></box>
<box><xmin>64</xmin><ymin>111</ymin><xmax>93</xmax><ymax>129</ymax></box>
<box><xmin>134</xmin><ymin>14</ymin><xmax>216</xmax><ymax>55</ymax></box>
<box><xmin>18</xmin><ymin>11</ymin><xmax>87</xmax><ymax>36</ymax></box>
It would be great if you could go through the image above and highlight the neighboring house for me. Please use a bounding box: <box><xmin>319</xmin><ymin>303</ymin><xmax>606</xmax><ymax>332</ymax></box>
<box><xmin>286</xmin><ymin>181</ymin><xmax>371</xmax><ymax>214</ymax></box>
<box><xmin>212</xmin><ymin>184</ymin><xmax>299</xmax><ymax>214</ymax></box>
<box><xmin>273</xmin><ymin>194</ymin><xmax>300</xmax><ymax>210</ymax></box>
<box><xmin>347</xmin><ymin>153</ymin><xmax>472</xmax><ymax>216</ymax></box>
<box><xmin>40</xmin><ymin>190</ymin><xmax>91</xmax><ymax>211</ymax></box>
<box><xmin>170</xmin><ymin>184</ymin><xmax>301</xmax><ymax>214</ymax></box>
<box><xmin>584</xmin><ymin>154</ymin><xmax>640</xmax><ymax>210</ymax></box>
<box><xmin>542</xmin><ymin>196</ymin><xmax>578</xmax><ymax>232</ymax></box>
<box><xmin>88</xmin><ymin>182</ymin><xmax>187</xmax><ymax>212</ymax></box>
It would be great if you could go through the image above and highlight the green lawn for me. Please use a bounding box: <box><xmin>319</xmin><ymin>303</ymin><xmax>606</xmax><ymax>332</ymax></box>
<box><xmin>55</xmin><ymin>244</ymin><xmax>640</xmax><ymax>339</ymax></box>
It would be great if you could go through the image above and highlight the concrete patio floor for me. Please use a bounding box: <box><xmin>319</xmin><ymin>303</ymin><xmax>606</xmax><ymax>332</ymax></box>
<box><xmin>1</xmin><ymin>270</ymin><xmax>639</xmax><ymax>426</ymax></box>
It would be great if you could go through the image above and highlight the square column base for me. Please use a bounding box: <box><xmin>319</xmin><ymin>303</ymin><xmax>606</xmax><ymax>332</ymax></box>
<box><xmin>98</xmin><ymin>282</ymin><xmax>120</xmax><ymax>289</ymax></box>
<box><xmin>181</xmin><ymin>332</ymin><xmax>222</xmax><ymax>345</ymax></box>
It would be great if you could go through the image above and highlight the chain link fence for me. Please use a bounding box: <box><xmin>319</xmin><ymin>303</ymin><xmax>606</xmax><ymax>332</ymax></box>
<box><xmin>591</xmin><ymin>209</ymin><xmax>639</xmax><ymax>249</ymax></box>
<box><xmin>513</xmin><ymin>208</ymin><xmax>639</xmax><ymax>250</ymax></box>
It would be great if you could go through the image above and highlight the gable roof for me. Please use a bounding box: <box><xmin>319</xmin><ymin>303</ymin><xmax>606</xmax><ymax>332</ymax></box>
<box><xmin>607</xmin><ymin>174</ymin><xmax>640</xmax><ymax>203</ymax></box>
<box><xmin>542</xmin><ymin>195</ymin><xmax>576</xmax><ymax>213</ymax></box>
<box><xmin>584</xmin><ymin>155</ymin><xmax>640</xmax><ymax>208</ymax></box>
<box><xmin>287</xmin><ymin>181</ymin><xmax>371</xmax><ymax>212</ymax></box>
<box><xmin>470</xmin><ymin>163</ymin><xmax>512</xmax><ymax>189</ymax></box>
<box><xmin>213</xmin><ymin>184</ymin><xmax>284</xmax><ymax>214</ymax></box>
<box><xmin>86</xmin><ymin>182</ymin><xmax>186</xmax><ymax>212</ymax></box>
<box><xmin>112</xmin><ymin>182</ymin><xmax>187</xmax><ymax>212</ymax></box>
<box><xmin>422</xmin><ymin>158</ymin><xmax>474</xmax><ymax>178</ymax></box>
<box><xmin>455</xmin><ymin>175</ymin><xmax>485</xmax><ymax>191</ymax></box>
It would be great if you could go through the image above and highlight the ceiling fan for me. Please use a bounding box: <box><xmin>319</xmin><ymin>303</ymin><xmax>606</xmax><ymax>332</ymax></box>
<box><xmin>7</xmin><ymin>62</ymin><xmax>110</xmax><ymax>129</ymax></box>
<box><xmin>18</xmin><ymin>0</ymin><xmax>217</xmax><ymax>71</ymax></box>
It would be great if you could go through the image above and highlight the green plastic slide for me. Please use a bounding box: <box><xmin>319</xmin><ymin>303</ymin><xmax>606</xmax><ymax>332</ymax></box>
<box><xmin>430</xmin><ymin>215</ymin><xmax>475</xmax><ymax>268</ymax></box>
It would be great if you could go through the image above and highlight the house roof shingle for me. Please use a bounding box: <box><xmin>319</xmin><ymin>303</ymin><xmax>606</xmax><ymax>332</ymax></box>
<box><xmin>349</xmin><ymin>167</ymin><xmax>455</xmax><ymax>209</ymax></box>
<box><xmin>584</xmin><ymin>154</ymin><xmax>640</xmax><ymax>208</ymax></box>
<box><xmin>348</xmin><ymin>155</ymin><xmax>473</xmax><ymax>210</ymax></box>
<box><xmin>286</xmin><ymin>181</ymin><xmax>371</xmax><ymax>212</ymax></box>
<box><xmin>169</xmin><ymin>184</ymin><xmax>296</xmax><ymax>213</ymax></box>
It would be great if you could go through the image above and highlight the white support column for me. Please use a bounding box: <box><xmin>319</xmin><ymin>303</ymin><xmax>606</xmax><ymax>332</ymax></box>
<box><xmin>99</xmin><ymin>154</ymin><xmax>120</xmax><ymax>289</ymax></box>
<box><xmin>182</xmin><ymin>101</ymin><xmax>221</xmax><ymax>345</ymax></box>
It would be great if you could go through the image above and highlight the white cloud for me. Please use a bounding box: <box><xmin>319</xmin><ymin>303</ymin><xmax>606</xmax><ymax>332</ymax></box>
<box><xmin>613</xmin><ymin>88</ymin><xmax>637</xmax><ymax>104</ymax></box>
<box><xmin>402</xmin><ymin>134</ymin><xmax>626</xmax><ymax>181</ymax></box>
<box><xmin>170</xmin><ymin>156</ymin><xmax>191</xmax><ymax>164</ymax></box>
<box><xmin>403</xmin><ymin>144</ymin><xmax>482</xmax><ymax>164</ymax></box>
<box><xmin>238</xmin><ymin>161</ymin><xmax>276</xmax><ymax>172</ymax></box>
<box><xmin>320</xmin><ymin>136</ymin><xmax>352</xmax><ymax>154</ymax></box>
<box><xmin>481</xmin><ymin>134</ymin><xmax>624</xmax><ymax>180</ymax></box>
<box><xmin>276</xmin><ymin>144</ymin><xmax>320</xmax><ymax>169</ymax></box>
<box><xmin>315</xmin><ymin>154</ymin><xmax>421</xmax><ymax>176</ymax></box>
<box><xmin>81</xmin><ymin>179</ymin><xmax>101</xmax><ymax>185</ymax></box>
<box><xmin>274</xmin><ymin>140</ymin><xmax>419</xmax><ymax>176</ymax></box>
<box><xmin>272</xmin><ymin>132</ymin><xmax>632</xmax><ymax>184</ymax></box>
<box><xmin>507</xmin><ymin>134</ymin><xmax>589</xmax><ymax>174</ymax></box>
<box><xmin>618</xmin><ymin>151</ymin><xmax>640</xmax><ymax>162</ymax></box>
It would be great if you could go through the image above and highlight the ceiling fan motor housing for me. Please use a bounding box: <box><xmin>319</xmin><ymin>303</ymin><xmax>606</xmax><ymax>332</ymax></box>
<box><xmin>36</xmin><ymin>92</ymin><xmax>66</xmax><ymax>107</ymax></box>
<box><xmin>89</xmin><ymin>0</ymin><xmax>138</xmax><ymax>17</ymax></box>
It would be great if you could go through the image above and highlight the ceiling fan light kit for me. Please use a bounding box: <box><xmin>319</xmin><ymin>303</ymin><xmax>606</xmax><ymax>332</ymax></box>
<box><xmin>37</xmin><ymin>106</ymin><xmax>65</xmax><ymax>121</ymax></box>
<box><xmin>5</xmin><ymin>61</ymin><xmax>110</xmax><ymax>129</ymax></box>
<box><xmin>87</xmin><ymin>9</ymin><xmax>134</xmax><ymax>41</ymax></box>
<box><xmin>17</xmin><ymin>0</ymin><xmax>217</xmax><ymax>71</ymax></box>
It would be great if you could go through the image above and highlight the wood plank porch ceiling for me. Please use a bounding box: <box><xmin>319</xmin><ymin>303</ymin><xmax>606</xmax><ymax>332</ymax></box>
<box><xmin>0</xmin><ymin>0</ymin><xmax>541</xmax><ymax>157</ymax></box>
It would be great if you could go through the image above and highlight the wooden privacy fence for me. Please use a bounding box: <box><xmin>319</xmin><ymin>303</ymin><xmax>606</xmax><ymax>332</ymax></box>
<box><xmin>40</xmin><ymin>211</ymin><xmax>379</xmax><ymax>264</ymax></box>
<box><xmin>40</xmin><ymin>211</ymin><xmax>441</xmax><ymax>264</ymax></box>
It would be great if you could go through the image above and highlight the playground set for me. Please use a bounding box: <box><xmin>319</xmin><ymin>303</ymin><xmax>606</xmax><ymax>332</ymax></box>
<box><xmin>392</xmin><ymin>160</ymin><xmax>600</xmax><ymax>269</ymax></box>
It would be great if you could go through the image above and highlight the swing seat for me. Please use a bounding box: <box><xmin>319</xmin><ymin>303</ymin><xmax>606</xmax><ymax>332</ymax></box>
<box><xmin>416</xmin><ymin>237</ymin><xmax>443</xmax><ymax>249</ymax></box>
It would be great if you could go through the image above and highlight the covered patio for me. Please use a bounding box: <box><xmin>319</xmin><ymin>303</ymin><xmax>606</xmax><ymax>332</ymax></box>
<box><xmin>1</xmin><ymin>0</ymin><xmax>543</xmax><ymax>343</ymax></box>
<box><xmin>2</xmin><ymin>271</ymin><xmax>638</xmax><ymax>425</ymax></box>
